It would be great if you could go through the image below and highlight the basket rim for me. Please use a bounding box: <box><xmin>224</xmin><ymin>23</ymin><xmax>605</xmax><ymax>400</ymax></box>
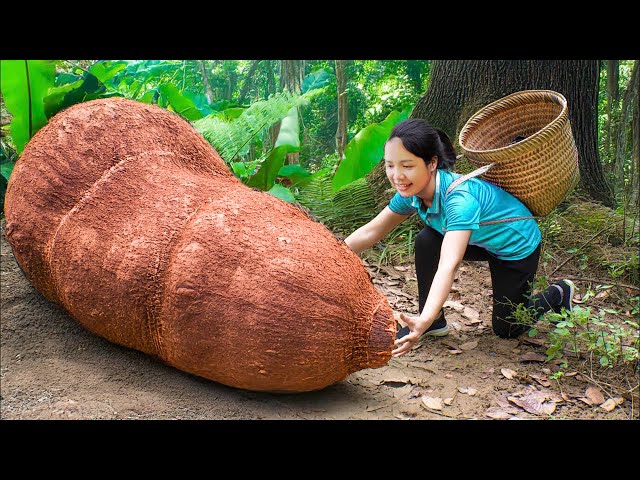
<box><xmin>458</xmin><ymin>89</ymin><xmax>568</xmax><ymax>156</ymax></box>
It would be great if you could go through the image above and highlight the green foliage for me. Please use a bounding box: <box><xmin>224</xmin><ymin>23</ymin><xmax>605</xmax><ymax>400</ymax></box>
<box><xmin>0</xmin><ymin>140</ymin><xmax>17</xmax><ymax>211</ymax></box>
<box><xmin>278</xmin><ymin>164</ymin><xmax>312</xmax><ymax>187</ymax></box>
<box><xmin>506</xmin><ymin>291</ymin><xmax>639</xmax><ymax>375</ymax></box>
<box><xmin>301</xmin><ymin>68</ymin><xmax>331</xmax><ymax>94</ymax></box>
<box><xmin>1</xmin><ymin>60</ymin><xmax>56</xmax><ymax>154</ymax></box>
<box><xmin>268</xmin><ymin>183</ymin><xmax>296</xmax><ymax>203</ymax></box>
<box><xmin>540</xmin><ymin>305</ymin><xmax>639</xmax><ymax>369</ymax></box>
<box><xmin>158</xmin><ymin>84</ymin><xmax>203</xmax><ymax>120</ymax></box>
<box><xmin>44</xmin><ymin>69</ymin><xmax>116</xmax><ymax>119</ymax></box>
<box><xmin>332</xmin><ymin>109</ymin><xmax>409</xmax><ymax>191</ymax></box>
<box><xmin>193</xmin><ymin>91</ymin><xmax>308</xmax><ymax>163</ymax></box>
<box><xmin>370</xmin><ymin>222</ymin><xmax>420</xmax><ymax>267</ymax></box>
<box><xmin>297</xmin><ymin>173</ymin><xmax>377</xmax><ymax>234</ymax></box>
<box><xmin>245</xmin><ymin>145</ymin><xmax>294</xmax><ymax>191</ymax></box>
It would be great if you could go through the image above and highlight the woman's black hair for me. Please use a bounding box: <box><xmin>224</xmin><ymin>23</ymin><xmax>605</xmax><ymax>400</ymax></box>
<box><xmin>387</xmin><ymin>118</ymin><xmax>458</xmax><ymax>170</ymax></box>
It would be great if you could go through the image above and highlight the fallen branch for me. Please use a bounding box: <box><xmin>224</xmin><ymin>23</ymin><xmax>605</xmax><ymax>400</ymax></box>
<box><xmin>551</xmin><ymin>275</ymin><xmax>640</xmax><ymax>291</ymax></box>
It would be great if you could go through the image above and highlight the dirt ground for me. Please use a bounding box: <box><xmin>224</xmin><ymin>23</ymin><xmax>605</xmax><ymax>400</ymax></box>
<box><xmin>1</xmin><ymin>221</ymin><xmax>637</xmax><ymax>421</ymax></box>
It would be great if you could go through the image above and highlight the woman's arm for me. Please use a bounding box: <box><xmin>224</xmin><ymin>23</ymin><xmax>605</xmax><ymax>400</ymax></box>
<box><xmin>344</xmin><ymin>207</ymin><xmax>410</xmax><ymax>255</ymax></box>
<box><xmin>392</xmin><ymin>229</ymin><xmax>472</xmax><ymax>356</ymax></box>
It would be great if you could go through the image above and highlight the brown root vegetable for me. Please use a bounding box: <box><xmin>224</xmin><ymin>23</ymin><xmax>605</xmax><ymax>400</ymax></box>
<box><xmin>4</xmin><ymin>98</ymin><xmax>395</xmax><ymax>392</ymax></box>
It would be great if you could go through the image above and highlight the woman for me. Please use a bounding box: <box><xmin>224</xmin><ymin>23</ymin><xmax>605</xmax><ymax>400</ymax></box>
<box><xmin>344</xmin><ymin>119</ymin><xmax>575</xmax><ymax>357</ymax></box>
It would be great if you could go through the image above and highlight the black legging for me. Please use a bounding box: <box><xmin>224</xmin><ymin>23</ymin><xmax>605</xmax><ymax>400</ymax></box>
<box><xmin>415</xmin><ymin>226</ymin><xmax>561</xmax><ymax>338</ymax></box>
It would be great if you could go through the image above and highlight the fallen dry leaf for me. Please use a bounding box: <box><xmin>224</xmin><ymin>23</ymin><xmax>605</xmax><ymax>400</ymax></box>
<box><xmin>518</xmin><ymin>352</ymin><xmax>547</xmax><ymax>363</ymax></box>
<box><xmin>586</xmin><ymin>386</ymin><xmax>605</xmax><ymax>405</ymax></box>
<box><xmin>443</xmin><ymin>300</ymin><xmax>465</xmax><ymax>312</ymax></box>
<box><xmin>422</xmin><ymin>395</ymin><xmax>444</xmax><ymax>411</ymax></box>
<box><xmin>462</xmin><ymin>307</ymin><xmax>480</xmax><ymax>322</ymax></box>
<box><xmin>448</xmin><ymin>349</ymin><xmax>463</xmax><ymax>355</ymax></box>
<box><xmin>501</xmin><ymin>368</ymin><xmax>517</xmax><ymax>379</ymax></box>
<box><xmin>600</xmin><ymin>397</ymin><xmax>624</xmax><ymax>412</ymax></box>
<box><xmin>458</xmin><ymin>387</ymin><xmax>478</xmax><ymax>396</ymax></box>
<box><xmin>530</xmin><ymin>373</ymin><xmax>551</xmax><ymax>387</ymax></box>
<box><xmin>444</xmin><ymin>397</ymin><xmax>454</xmax><ymax>406</ymax></box>
<box><xmin>386</xmin><ymin>287</ymin><xmax>413</xmax><ymax>299</ymax></box>
<box><xmin>484</xmin><ymin>407</ymin><xmax>513</xmax><ymax>419</ymax></box>
<box><xmin>508</xmin><ymin>391</ymin><xmax>556</xmax><ymax>416</ymax></box>
<box><xmin>459</xmin><ymin>340</ymin><xmax>479</xmax><ymax>351</ymax></box>
<box><xmin>542</xmin><ymin>368</ymin><xmax>552</xmax><ymax>375</ymax></box>
<box><xmin>392</xmin><ymin>384</ymin><xmax>414</xmax><ymax>399</ymax></box>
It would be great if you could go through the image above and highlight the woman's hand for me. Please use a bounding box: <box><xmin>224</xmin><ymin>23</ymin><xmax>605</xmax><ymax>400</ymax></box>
<box><xmin>392</xmin><ymin>312</ymin><xmax>430</xmax><ymax>357</ymax></box>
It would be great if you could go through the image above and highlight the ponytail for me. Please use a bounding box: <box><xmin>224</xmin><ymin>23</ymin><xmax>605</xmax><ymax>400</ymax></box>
<box><xmin>434</xmin><ymin>128</ymin><xmax>458</xmax><ymax>171</ymax></box>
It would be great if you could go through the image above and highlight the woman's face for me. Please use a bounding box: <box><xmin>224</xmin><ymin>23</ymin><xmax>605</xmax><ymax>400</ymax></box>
<box><xmin>384</xmin><ymin>137</ymin><xmax>436</xmax><ymax>199</ymax></box>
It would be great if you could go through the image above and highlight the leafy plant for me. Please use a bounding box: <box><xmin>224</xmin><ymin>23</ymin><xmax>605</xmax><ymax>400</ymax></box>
<box><xmin>331</xmin><ymin>109</ymin><xmax>409</xmax><ymax>192</ymax></box>
<box><xmin>541</xmin><ymin>306</ymin><xmax>639</xmax><ymax>369</ymax></box>
<box><xmin>193</xmin><ymin>91</ymin><xmax>310</xmax><ymax>163</ymax></box>
<box><xmin>1</xmin><ymin>60</ymin><xmax>57</xmax><ymax>154</ymax></box>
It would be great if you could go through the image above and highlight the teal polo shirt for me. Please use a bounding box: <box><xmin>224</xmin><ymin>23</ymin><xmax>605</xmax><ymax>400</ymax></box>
<box><xmin>388</xmin><ymin>169</ymin><xmax>541</xmax><ymax>260</ymax></box>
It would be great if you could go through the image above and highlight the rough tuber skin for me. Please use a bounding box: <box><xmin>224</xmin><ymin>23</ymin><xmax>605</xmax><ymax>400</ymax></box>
<box><xmin>4</xmin><ymin>98</ymin><xmax>396</xmax><ymax>392</ymax></box>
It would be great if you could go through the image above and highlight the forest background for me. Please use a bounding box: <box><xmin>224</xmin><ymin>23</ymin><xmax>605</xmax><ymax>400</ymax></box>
<box><xmin>0</xmin><ymin>59</ymin><xmax>638</xmax><ymax>418</ymax></box>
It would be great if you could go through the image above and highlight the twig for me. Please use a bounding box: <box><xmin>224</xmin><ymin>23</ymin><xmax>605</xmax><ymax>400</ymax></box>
<box><xmin>551</xmin><ymin>275</ymin><xmax>640</xmax><ymax>291</ymax></box>
<box><xmin>578</xmin><ymin>371</ymin><xmax>634</xmax><ymax>419</ymax></box>
<box><xmin>549</xmin><ymin>227</ymin><xmax>611</xmax><ymax>277</ymax></box>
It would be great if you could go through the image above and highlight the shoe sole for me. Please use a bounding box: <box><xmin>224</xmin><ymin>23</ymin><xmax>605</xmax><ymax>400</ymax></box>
<box><xmin>422</xmin><ymin>325</ymin><xmax>450</xmax><ymax>337</ymax></box>
<box><xmin>396</xmin><ymin>324</ymin><xmax>450</xmax><ymax>340</ymax></box>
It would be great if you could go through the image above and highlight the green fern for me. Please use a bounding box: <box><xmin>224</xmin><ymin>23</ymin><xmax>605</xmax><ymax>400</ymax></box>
<box><xmin>298</xmin><ymin>174</ymin><xmax>377</xmax><ymax>234</ymax></box>
<box><xmin>192</xmin><ymin>91</ymin><xmax>310</xmax><ymax>163</ymax></box>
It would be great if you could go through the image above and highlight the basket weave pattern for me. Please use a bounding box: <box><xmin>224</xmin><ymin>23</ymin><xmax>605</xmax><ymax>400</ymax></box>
<box><xmin>458</xmin><ymin>90</ymin><xmax>580</xmax><ymax>216</ymax></box>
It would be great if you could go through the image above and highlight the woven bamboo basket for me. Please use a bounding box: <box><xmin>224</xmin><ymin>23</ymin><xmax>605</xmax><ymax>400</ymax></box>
<box><xmin>458</xmin><ymin>90</ymin><xmax>580</xmax><ymax>216</ymax></box>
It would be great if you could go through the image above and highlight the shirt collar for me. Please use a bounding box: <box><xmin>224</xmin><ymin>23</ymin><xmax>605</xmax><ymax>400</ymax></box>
<box><xmin>409</xmin><ymin>169</ymin><xmax>441</xmax><ymax>215</ymax></box>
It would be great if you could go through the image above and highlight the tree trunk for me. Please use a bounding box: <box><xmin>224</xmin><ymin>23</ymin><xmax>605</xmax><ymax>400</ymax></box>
<box><xmin>226</xmin><ymin>70</ymin><xmax>237</xmax><ymax>101</ymax></box>
<box><xmin>405</xmin><ymin>60</ymin><xmax>423</xmax><ymax>93</ymax></box>
<box><xmin>239</xmin><ymin>60</ymin><xmax>261</xmax><ymax>105</ymax></box>
<box><xmin>280</xmin><ymin>60</ymin><xmax>305</xmax><ymax>164</ymax></box>
<box><xmin>369</xmin><ymin>60</ymin><xmax>614</xmax><ymax>208</ymax></box>
<box><xmin>199</xmin><ymin>61</ymin><xmax>215</xmax><ymax>105</ymax></box>
<box><xmin>605</xmin><ymin>60</ymin><xmax>619</xmax><ymax>168</ymax></box>
<box><xmin>614</xmin><ymin>60</ymin><xmax>639</xmax><ymax>203</ymax></box>
<box><xmin>265</xmin><ymin>61</ymin><xmax>280</xmax><ymax>150</ymax></box>
<box><xmin>335</xmin><ymin>60</ymin><xmax>348</xmax><ymax>159</ymax></box>
<box><xmin>632</xmin><ymin>64</ymin><xmax>639</xmax><ymax>212</ymax></box>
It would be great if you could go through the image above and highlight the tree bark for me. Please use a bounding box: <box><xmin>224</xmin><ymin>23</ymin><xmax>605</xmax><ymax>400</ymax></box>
<box><xmin>226</xmin><ymin>69</ymin><xmax>237</xmax><ymax>101</ymax></box>
<box><xmin>199</xmin><ymin>61</ymin><xmax>215</xmax><ymax>105</ymax></box>
<box><xmin>280</xmin><ymin>60</ymin><xmax>305</xmax><ymax>164</ymax></box>
<box><xmin>605</xmin><ymin>60</ymin><xmax>619</xmax><ymax>167</ymax></box>
<box><xmin>369</xmin><ymin>60</ymin><xmax>614</xmax><ymax>208</ymax></box>
<box><xmin>239</xmin><ymin>60</ymin><xmax>260</xmax><ymax>105</ymax></box>
<box><xmin>265</xmin><ymin>61</ymin><xmax>280</xmax><ymax>150</ymax></box>
<box><xmin>406</xmin><ymin>60</ymin><xmax>423</xmax><ymax>93</ymax></box>
<box><xmin>335</xmin><ymin>60</ymin><xmax>348</xmax><ymax>159</ymax></box>
<box><xmin>614</xmin><ymin>60</ymin><xmax>639</xmax><ymax>202</ymax></box>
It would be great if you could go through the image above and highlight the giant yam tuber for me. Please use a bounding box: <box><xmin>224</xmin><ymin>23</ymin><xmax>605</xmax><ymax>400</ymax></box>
<box><xmin>4</xmin><ymin>98</ymin><xmax>396</xmax><ymax>392</ymax></box>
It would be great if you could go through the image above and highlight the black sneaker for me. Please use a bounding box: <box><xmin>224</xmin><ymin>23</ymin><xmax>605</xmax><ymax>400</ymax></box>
<box><xmin>552</xmin><ymin>279</ymin><xmax>576</xmax><ymax>314</ymax></box>
<box><xmin>396</xmin><ymin>313</ymin><xmax>449</xmax><ymax>339</ymax></box>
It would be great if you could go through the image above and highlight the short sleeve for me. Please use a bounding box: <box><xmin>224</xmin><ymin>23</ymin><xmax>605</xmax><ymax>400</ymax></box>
<box><xmin>388</xmin><ymin>192</ymin><xmax>415</xmax><ymax>215</ymax></box>
<box><xmin>444</xmin><ymin>191</ymin><xmax>481</xmax><ymax>230</ymax></box>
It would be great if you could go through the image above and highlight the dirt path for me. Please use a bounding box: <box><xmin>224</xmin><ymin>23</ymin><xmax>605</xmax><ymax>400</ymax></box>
<box><xmin>1</xmin><ymin>225</ymin><xmax>635</xmax><ymax>420</ymax></box>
